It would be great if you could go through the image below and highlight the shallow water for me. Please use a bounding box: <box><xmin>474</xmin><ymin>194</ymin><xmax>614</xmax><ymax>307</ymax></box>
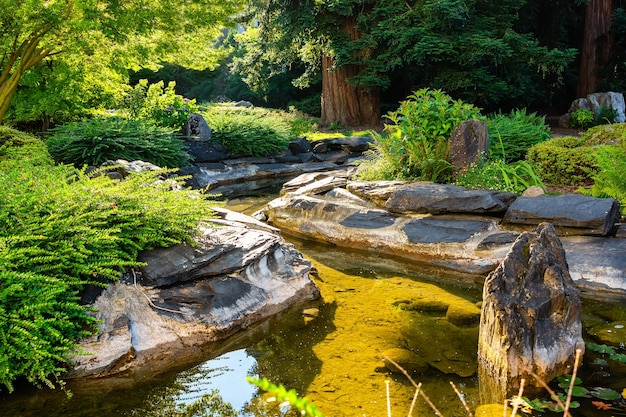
<box><xmin>1</xmin><ymin>197</ymin><xmax>625</xmax><ymax>416</ymax></box>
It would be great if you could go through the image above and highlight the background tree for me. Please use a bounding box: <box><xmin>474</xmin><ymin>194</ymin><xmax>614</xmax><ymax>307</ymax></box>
<box><xmin>233</xmin><ymin>0</ymin><xmax>577</xmax><ymax>128</ymax></box>
<box><xmin>577</xmin><ymin>0</ymin><xmax>618</xmax><ymax>96</ymax></box>
<box><xmin>0</xmin><ymin>0</ymin><xmax>242</xmax><ymax>125</ymax></box>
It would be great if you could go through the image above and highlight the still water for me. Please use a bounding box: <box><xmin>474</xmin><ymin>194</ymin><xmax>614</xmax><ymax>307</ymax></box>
<box><xmin>1</xmin><ymin>197</ymin><xmax>625</xmax><ymax>416</ymax></box>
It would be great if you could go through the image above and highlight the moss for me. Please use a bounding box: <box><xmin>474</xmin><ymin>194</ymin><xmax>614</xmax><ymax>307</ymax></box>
<box><xmin>581</xmin><ymin>123</ymin><xmax>626</xmax><ymax>146</ymax></box>
<box><xmin>446</xmin><ymin>301</ymin><xmax>481</xmax><ymax>326</ymax></box>
<box><xmin>526</xmin><ymin>136</ymin><xmax>600</xmax><ymax>186</ymax></box>
<box><xmin>382</xmin><ymin>348</ymin><xmax>429</xmax><ymax>375</ymax></box>
<box><xmin>401</xmin><ymin>298</ymin><xmax>450</xmax><ymax>313</ymax></box>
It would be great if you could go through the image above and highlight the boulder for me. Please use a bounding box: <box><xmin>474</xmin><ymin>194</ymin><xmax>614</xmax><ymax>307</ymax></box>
<box><xmin>185</xmin><ymin>113</ymin><xmax>212</xmax><ymax>141</ymax></box>
<box><xmin>448</xmin><ymin>119</ymin><xmax>489</xmax><ymax>171</ymax></box>
<box><xmin>478</xmin><ymin>223</ymin><xmax>585</xmax><ymax>401</ymax></box>
<box><xmin>185</xmin><ymin>141</ymin><xmax>231</xmax><ymax>163</ymax></box>
<box><xmin>385</xmin><ymin>183</ymin><xmax>513</xmax><ymax>215</ymax></box>
<box><xmin>68</xmin><ymin>211</ymin><xmax>319</xmax><ymax>379</ymax></box>
<box><xmin>288</xmin><ymin>136</ymin><xmax>313</xmax><ymax>155</ymax></box>
<box><xmin>503</xmin><ymin>194</ymin><xmax>620</xmax><ymax>236</ymax></box>
<box><xmin>587</xmin><ymin>92</ymin><xmax>626</xmax><ymax>123</ymax></box>
<box><xmin>382</xmin><ymin>348</ymin><xmax>429</xmax><ymax>375</ymax></box>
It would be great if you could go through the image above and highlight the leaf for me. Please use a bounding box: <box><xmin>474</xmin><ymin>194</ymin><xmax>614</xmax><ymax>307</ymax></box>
<box><xmin>592</xmin><ymin>401</ymin><xmax>613</xmax><ymax>411</ymax></box>
<box><xmin>590</xmin><ymin>387</ymin><xmax>622</xmax><ymax>401</ymax></box>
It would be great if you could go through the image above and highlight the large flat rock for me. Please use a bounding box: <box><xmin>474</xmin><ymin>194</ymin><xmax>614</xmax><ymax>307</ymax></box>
<box><xmin>503</xmin><ymin>194</ymin><xmax>620</xmax><ymax>236</ymax></box>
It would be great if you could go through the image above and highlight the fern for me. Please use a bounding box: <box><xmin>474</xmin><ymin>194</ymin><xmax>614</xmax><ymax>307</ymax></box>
<box><xmin>0</xmin><ymin>129</ymin><xmax>220</xmax><ymax>392</ymax></box>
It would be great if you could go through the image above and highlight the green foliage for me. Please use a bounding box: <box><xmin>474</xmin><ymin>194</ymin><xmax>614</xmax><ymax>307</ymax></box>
<box><xmin>235</xmin><ymin>0</ymin><xmax>576</xmax><ymax>111</ymax></box>
<box><xmin>526</xmin><ymin>136</ymin><xmax>600</xmax><ymax>186</ymax></box>
<box><xmin>201</xmin><ymin>105</ymin><xmax>296</xmax><ymax>157</ymax></box>
<box><xmin>357</xmin><ymin>89</ymin><xmax>482</xmax><ymax>182</ymax></box>
<box><xmin>0</xmin><ymin>155</ymin><xmax>215</xmax><ymax>391</ymax></box>
<box><xmin>587</xmin><ymin>343</ymin><xmax>626</xmax><ymax>362</ymax></box>
<box><xmin>581</xmin><ymin>145</ymin><xmax>626</xmax><ymax>215</ymax></box>
<box><xmin>570</xmin><ymin>109</ymin><xmax>596</xmax><ymax>129</ymax></box>
<box><xmin>455</xmin><ymin>160</ymin><xmax>544</xmax><ymax>194</ymax></box>
<box><xmin>487</xmin><ymin>109</ymin><xmax>552</xmax><ymax>162</ymax></box>
<box><xmin>247</xmin><ymin>377</ymin><xmax>325</xmax><ymax>417</ymax></box>
<box><xmin>46</xmin><ymin>116</ymin><xmax>191</xmax><ymax>168</ymax></box>
<box><xmin>580</xmin><ymin>123</ymin><xmax>626</xmax><ymax>146</ymax></box>
<box><xmin>124</xmin><ymin>80</ymin><xmax>199</xmax><ymax>131</ymax></box>
<box><xmin>0</xmin><ymin>126</ymin><xmax>54</xmax><ymax>167</ymax></box>
<box><xmin>1</xmin><ymin>0</ymin><xmax>241</xmax><ymax>124</ymax></box>
<box><xmin>136</xmin><ymin>389</ymin><xmax>238</xmax><ymax>417</ymax></box>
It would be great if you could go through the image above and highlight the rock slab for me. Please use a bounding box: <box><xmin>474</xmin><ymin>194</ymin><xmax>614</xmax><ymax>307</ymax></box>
<box><xmin>68</xmin><ymin>211</ymin><xmax>319</xmax><ymax>379</ymax></box>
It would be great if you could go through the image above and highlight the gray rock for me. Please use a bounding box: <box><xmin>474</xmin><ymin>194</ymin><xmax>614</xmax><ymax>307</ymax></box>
<box><xmin>386</xmin><ymin>183</ymin><xmax>510</xmax><ymax>215</ymax></box>
<box><xmin>316</xmin><ymin>136</ymin><xmax>374</xmax><ymax>153</ymax></box>
<box><xmin>234</xmin><ymin>100</ymin><xmax>254</xmax><ymax>107</ymax></box>
<box><xmin>402</xmin><ymin>217</ymin><xmax>492</xmax><ymax>244</ymax></box>
<box><xmin>288</xmin><ymin>137</ymin><xmax>313</xmax><ymax>155</ymax></box>
<box><xmin>448</xmin><ymin>119</ymin><xmax>489</xmax><ymax>171</ymax></box>
<box><xmin>185</xmin><ymin>113</ymin><xmax>212</xmax><ymax>141</ymax></box>
<box><xmin>587</xmin><ymin>92</ymin><xmax>626</xmax><ymax>123</ymax></box>
<box><xmin>503</xmin><ymin>194</ymin><xmax>620</xmax><ymax>236</ymax></box>
<box><xmin>478</xmin><ymin>223</ymin><xmax>585</xmax><ymax>401</ymax></box>
<box><xmin>68</xmin><ymin>214</ymin><xmax>319</xmax><ymax>378</ymax></box>
<box><xmin>185</xmin><ymin>141</ymin><xmax>231</xmax><ymax>163</ymax></box>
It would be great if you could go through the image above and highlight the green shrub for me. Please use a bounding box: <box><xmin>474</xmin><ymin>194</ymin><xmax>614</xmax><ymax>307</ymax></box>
<box><xmin>201</xmin><ymin>105</ymin><xmax>294</xmax><ymax>157</ymax></box>
<box><xmin>0</xmin><ymin>161</ymin><xmax>216</xmax><ymax>392</ymax></box>
<box><xmin>46</xmin><ymin>116</ymin><xmax>191</xmax><ymax>168</ymax></box>
<box><xmin>124</xmin><ymin>80</ymin><xmax>198</xmax><ymax>131</ymax></box>
<box><xmin>358</xmin><ymin>89</ymin><xmax>482</xmax><ymax>182</ymax></box>
<box><xmin>580</xmin><ymin>122</ymin><xmax>626</xmax><ymax>146</ymax></box>
<box><xmin>570</xmin><ymin>109</ymin><xmax>595</xmax><ymax>129</ymax></box>
<box><xmin>0</xmin><ymin>126</ymin><xmax>54</xmax><ymax>167</ymax></box>
<box><xmin>455</xmin><ymin>160</ymin><xmax>544</xmax><ymax>194</ymax></box>
<box><xmin>525</xmin><ymin>136</ymin><xmax>600</xmax><ymax>186</ymax></box>
<box><xmin>487</xmin><ymin>109</ymin><xmax>552</xmax><ymax>162</ymax></box>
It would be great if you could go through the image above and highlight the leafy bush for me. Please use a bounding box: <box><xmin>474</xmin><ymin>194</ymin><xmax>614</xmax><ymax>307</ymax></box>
<box><xmin>580</xmin><ymin>145</ymin><xmax>626</xmax><ymax>215</ymax></box>
<box><xmin>0</xmin><ymin>159</ymin><xmax>215</xmax><ymax>392</ymax></box>
<box><xmin>46</xmin><ymin>116</ymin><xmax>191</xmax><ymax>168</ymax></box>
<box><xmin>454</xmin><ymin>160</ymin><xmax>544</xmax><ymax>194</ymax></box>
<box><xmin>525</xmin><ymin>136</ymin><xmax>600</xmax><ymax>186</ymax></box>
<box><xmin>201</xmin><ymin>105</ymin><xmax>294</xmax><ymax>157</ymax></box>
<box><xmin>487</xmin><ymin>109</ymin><xmax>552</xmax><ymax>162</ymax></box>
<box><xmin>569</xmin><ymin>109</ymin><xmax>595</xmax><ymax>129</ymax></box>
<box><xmin>0</xmin><ymin>126</ymin><xmax>54</xmax><ymax>167</ymax></box>
<box><xmin>358</xmin><ymin>89</ymin><xmax>482</xmax><ymax>182</ymax></box>
<box><xmin>124</xmin><ymin>80</ymin><xmax>198</xmax><ymax>131</ymax></box>
<box><xmin>580</xmin><ymin>122</ymin><xmax>626</xmax><ymax>146</ymax></box>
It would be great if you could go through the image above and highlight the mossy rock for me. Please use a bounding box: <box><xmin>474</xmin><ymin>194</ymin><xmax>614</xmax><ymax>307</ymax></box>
<box><xmin>382</xmin><ymin>348</ymin><xmax>429</xmax><ymax>375</ymax></box>
<box><xmin>526</xmin><ymin>136</ymin><xmax>600</xmax><ymax>186</ymax></box>
<box><xmin>401</xmin><ymin>299</ymin><xmax>450</xmax><ymax>313</ymax></box>
<box><xmin>446</xmin><ymin>301</ymin><xmax>481</xmax><ymax>325</ymax></box>
<box><xmin>581</xmin><ymin>123</ymin><xmax>626</xmax><ymax>146</ymax></box>
<box><xmin>588</xmin><ymin>321</ymin><xmax>626</xmax><ymax>346</ymax></box>
<box><xmin>401</xmin><ymin>316</ymin><xmax>478</xmax><ymax>377</ymax></box>
<box><xmin>592</xmin><ymin>305</ymin><xmax>626</xmax><ymax>322</ymax></box>
<box><xmin>475</xmin><ymin>404</ymin><xmax>519</xmax><ymax>416</ymax></box>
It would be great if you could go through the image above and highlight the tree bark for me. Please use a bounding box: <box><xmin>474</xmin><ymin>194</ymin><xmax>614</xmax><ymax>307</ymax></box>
<box><xmin>320</xmin><ymin>17</ymin><xmax>380</xmax><ymax>129</ymax></box>
<box><xmin>577</xmin><ymin>0</ymin><xmax>615</xmax><ymax>97</ymax></box>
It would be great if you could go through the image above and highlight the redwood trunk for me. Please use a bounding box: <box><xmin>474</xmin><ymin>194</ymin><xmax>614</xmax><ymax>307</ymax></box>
<box><xmin>577</xmin><ymin>0</ymin><xmax>615</xmax><ymax>97</ymax></box>
<box><xmin>320</xmin><ymin>17</ymin><xmax>380</xmax><ymax>129</ymax></box>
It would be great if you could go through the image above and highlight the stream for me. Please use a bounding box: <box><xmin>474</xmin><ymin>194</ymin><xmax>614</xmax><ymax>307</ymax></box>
<box><xmin>1</xmin><ymin>196</ymin><xmax>625</xmax><ymax>416</ymax></box>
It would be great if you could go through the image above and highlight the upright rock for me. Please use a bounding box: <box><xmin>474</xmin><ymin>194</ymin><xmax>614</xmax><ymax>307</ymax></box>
<box><xmin>478</xmin><ymin>223</ymin><xmax>584</xmax><ymax>402</ymax></box>
<box><xmin>448</xmin><ymin>119</ymin><xmax>489</xmax><ymax>171</ymax></box>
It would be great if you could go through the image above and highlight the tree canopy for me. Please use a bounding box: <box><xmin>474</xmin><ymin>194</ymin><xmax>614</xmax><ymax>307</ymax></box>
<box><xmin>232</xmin><ymin>0</ymin><xmax>578</xmax><ymax>125</ymax></box>
<box><xmin>0</xmin><ymin>0</ymin><xmax>242</xmax><ymax>123</ymax></box>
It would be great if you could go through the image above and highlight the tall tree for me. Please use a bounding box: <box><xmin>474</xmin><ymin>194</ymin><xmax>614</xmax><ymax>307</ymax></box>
<box><xmin>577</xmin><ymin>0</ymin><xmax>618</xmax><ymax>96</ymax></box>
<box><xmin>0</xmin><ymin>0</ymin><xmax>242</xmax><ymax>123</ymax></box>
<box><xmin>233</xmin><ymin>0</ymin><xmax>577</xmax><ymax>127</ymax></box>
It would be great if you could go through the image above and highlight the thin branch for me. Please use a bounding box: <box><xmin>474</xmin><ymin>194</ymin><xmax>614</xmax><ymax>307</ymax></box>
<box><xmin>563</xmin><ymin>349</ymin><xmax>582</xmax><ymax>415</ymax></box>
<box><xmin>386</xmin><ymin>379</ymin><xmax>392</xmax><ymax>417</ymax></box>
<box><xmin>407</xmin><ymin>383</ymin><xmax>421</xmax><ymax>417</ymax></box>
<box><xmin>131</xmin><ymin>268</ymin><xmax>182</xmax><ymax>315</ymax></box>
<box><xmin>510</xmin><ymin>378</ymin><xmax>525</xmax><ymax>417</ymax></box>
<box><xmin>450</xmin><ymin>381</ymin><xmax>473</xmax><ymax>417</ymax></box>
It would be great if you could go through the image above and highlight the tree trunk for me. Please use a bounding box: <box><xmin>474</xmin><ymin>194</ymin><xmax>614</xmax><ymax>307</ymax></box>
<box><xmin>320</xmin><ymin>17</ymin><xmax>380</xmax><ymax>129</ymax></box>
<box><xmin>577</xmin><ymin>0</ymin><xmax>615</xmax><ymax>97</ymax></box>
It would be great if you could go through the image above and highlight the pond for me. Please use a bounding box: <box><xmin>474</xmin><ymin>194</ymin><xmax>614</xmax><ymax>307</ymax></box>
<box><xmin>1</xmin><ymin>197</ymin><xmax>625</xmax><ymax>416</ymax></box>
